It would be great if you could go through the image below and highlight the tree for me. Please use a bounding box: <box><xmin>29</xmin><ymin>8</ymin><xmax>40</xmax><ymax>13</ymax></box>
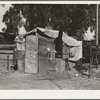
<box><xmin>2</xmin><ymin>4</ymin><xmax>96</xmax><ymax>38</ymax></box>
<box><xmin>2</xmin><ymin>5</ymin><xmax>21</xmax><ymax>34</ymax></box>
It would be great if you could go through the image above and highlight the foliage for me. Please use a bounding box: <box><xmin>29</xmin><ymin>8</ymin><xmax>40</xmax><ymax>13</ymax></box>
<box><xmin>2</xmin><ymin>4</ymin><xmax>96</xmax><ymax>38</ymax></box>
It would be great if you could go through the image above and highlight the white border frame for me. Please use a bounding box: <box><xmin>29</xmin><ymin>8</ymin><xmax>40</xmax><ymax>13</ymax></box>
<box><xmin>0</xmin><ymin>1</ymin><xmax>99</xmax><ymax>4</ymax></box>
<box><xmin>0</xmin><ymin>1</ymin><xmax>100</xmax><ymax>99</ymax></box>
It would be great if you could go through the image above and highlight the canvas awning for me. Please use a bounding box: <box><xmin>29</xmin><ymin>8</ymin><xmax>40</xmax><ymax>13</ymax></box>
<box><xmin>37</xmin><ymin>27</ymin><xmax>82</xmax><ymax>47</ymax></box>
<box><xmin>62</xmin><ymin>32</ymin><xmax>82</xmax><ymax>47</ymax></box>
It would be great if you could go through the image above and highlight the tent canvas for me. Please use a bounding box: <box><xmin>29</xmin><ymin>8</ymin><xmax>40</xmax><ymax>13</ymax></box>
<box><xmin>37</xmin><ymin>27</ymin><xmax>81</xmax><ymax>47</ymax></box>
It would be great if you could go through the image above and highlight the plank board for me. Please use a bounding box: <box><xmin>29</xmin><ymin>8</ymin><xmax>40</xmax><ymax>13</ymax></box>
<box><xmin>38</xmin><ymin>37</ymin><xmax>55</xmax><ymax>73</ymax></box>
<box><xmin>25</xmin><ymin>35</ymin><xmax>38</xmax><ymax>73</ymax></box>
<box><xmin>38</xmin><ymin>38</ymin><xmax>47</xmax><ymax>54</ymax></box>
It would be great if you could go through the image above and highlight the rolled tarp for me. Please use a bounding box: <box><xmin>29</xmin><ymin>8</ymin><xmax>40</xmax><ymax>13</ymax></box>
<box><xmin>62</xmin><ymin>33</ymin><xmax>82</xmax><ymax>47</ymax></box>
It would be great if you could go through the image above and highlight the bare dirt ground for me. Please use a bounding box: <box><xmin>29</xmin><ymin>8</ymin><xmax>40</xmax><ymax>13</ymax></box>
<box><xmin>0</xmin><ymin>52</ymin><xmax>100</xmax><ymax>90</ymax></box>
<box><xmin>1</xmin><ymin>70</ymin><xmax>100</xmax><ymax>90</ymax></box>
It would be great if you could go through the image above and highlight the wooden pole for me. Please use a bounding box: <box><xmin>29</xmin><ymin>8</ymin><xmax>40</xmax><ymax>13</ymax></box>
<box><xmin>96</xmin><ymin>4</ymin><xmax>99</xmax><ymax>46</ymax></box>
<box><xmin>88</xmin><ymin>4</ymin><xmax>99</xmax><ymax>78</ymax></box>
<box><xmin>89</xmin><ymin>46</ymin><xmax>92</xmax><ymax>78</ymax></box>
<box><xmin>7</xmin><ymin>55</ymin><xmax>9</xmax><ymax>71</ymax></box>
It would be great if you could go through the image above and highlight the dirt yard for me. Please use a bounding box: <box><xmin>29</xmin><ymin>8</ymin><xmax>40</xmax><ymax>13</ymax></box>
<box><xmin>0</xmin><ymin>51</ymin><xmax>100</xmax><ymax>90</ymax></box>
<box><xmin>0</xmin><ymin>70</ymin><xmax>100</xmax><ymax>90</ymax></box>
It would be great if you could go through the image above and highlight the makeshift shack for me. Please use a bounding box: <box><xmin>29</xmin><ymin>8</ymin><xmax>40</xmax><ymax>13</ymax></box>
<box><xmin>16</xmin><ymin>27</ymin><xmax>83</xmax><ymax>74</ymax></box>
<box><xmin>37</xmin><ymin>27</ymin><xmax>82</xmax><ymax>73</ymax></box>
<box><xmin>37</xmin><ymin>27</ymin><xmax>66</xmax><ymax>73</ymax></box>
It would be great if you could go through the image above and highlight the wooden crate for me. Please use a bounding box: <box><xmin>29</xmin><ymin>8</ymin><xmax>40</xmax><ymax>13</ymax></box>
<box><xmin>62</xmin><ymin>44</ymin><xmax>70</xmax><ymax>59</ymax></box>
<box><xmin>47</xmin><ymin>50</ymin><xmax>55</xmax><ymax>61</ymax></box>
<box><xmin>55</xmin><ymin>58</ymin><xmax>65</xmax><ymax>73</ymax></box>
<box><xmin>68</xmin><ymin>61</ymin><xmax>75</xmax><ymax>69</ymax></box>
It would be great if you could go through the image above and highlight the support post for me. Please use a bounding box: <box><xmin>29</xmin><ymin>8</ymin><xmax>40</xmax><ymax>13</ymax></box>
<box><xmin>7</xmin><ymin>55</ymin><xmax>9</xmax><ymax>71</ymax></box>
<box><xmin>88</xmin><ymin>46</ymin><xmax>91</xmax><ymax>78</ymax></box>
<box><xmin>96</xmin><ymin>4</ymin><xmax>99</xmax><ymax>46</ymax></box>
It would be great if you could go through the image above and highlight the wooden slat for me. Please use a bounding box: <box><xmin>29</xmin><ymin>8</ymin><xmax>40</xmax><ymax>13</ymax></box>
<box><xmin>25</xmin><ymin>35</ymin><xmax>38</xmax><ymax>73</ymax></box>
<box><xmin>0</xmin><ymin>44</ymin><xmax>15</xmax><ymax>50</ymax></box>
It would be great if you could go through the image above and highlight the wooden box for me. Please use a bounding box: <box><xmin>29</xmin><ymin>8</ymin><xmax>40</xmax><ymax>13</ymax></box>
<box><xmin>47</xmin><ymin>50</ymin><xmax>55</xmax><ymax>61</ymax></box>
<box><xmin>62</xmin><ymin>44</ymin><xmax>70</xmax><ymax>59</ymax></box>
<box><xmin>55</xmin><ymin>58</ymin><xmax>65</xmax><ymax>73</ymax></box>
